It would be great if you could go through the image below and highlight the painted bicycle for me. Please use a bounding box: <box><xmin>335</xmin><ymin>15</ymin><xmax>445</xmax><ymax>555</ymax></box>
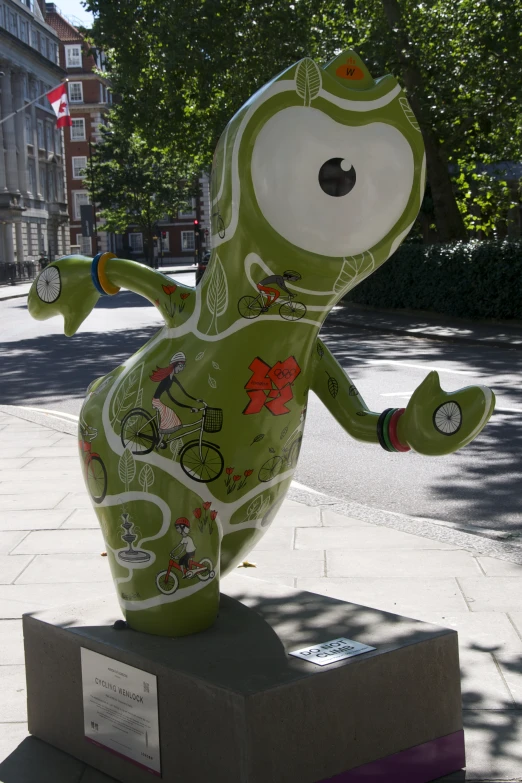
<box><xmin>79</xmin><ymin>423</ymin><xmax>107</xmax><ymax>503</ymax></box>
<box><xmin>238</xmin><ymin>292</ymin><xmax>307</xmax><ymax>321</ymax></box>
<box><xmin>258</xmin><ymin>432</ymin><xmax>303</xmax><ymax>482</ymax></box>
<box><xmin>155</xmin><ymin>553</ymin><xmax>216</xmax><ymax>595</ymax></box>
<box><xmin>120</xmin><ymin>402</ymin><xmax>224</xmax><ymax>483</ymax></box>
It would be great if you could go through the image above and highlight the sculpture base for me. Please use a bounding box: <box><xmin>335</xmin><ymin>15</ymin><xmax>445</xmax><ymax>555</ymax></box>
<box><xmin>23</xmin><ymin>575</ymin><xmax>464</xmax><ymax>783</ymax></box>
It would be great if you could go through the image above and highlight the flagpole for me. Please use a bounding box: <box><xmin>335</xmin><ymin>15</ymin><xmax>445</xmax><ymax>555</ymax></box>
<box><xmin>0</xmin><ymin>79</ymin><xmax>68</xmax><ymax>127</ymax></box>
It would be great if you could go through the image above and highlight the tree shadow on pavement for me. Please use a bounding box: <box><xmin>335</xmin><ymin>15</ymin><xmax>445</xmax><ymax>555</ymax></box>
<box><xmin>320</xmin><ymin>321</ymin><xmax>522</xmax><ymax>533</ymax></box>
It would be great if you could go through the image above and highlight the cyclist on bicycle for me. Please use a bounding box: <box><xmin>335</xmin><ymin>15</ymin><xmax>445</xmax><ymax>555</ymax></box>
<box><xmin>256</xmin><ymin>270</ymin><xmax>301</xmax><ymax>311</ymax></box>
<box><xmin>149</xmin><ymin>352</ymin><xmax>203</xmax><ymax>445</ymax></box>
<box><xmin>171</xmin><ymin>517</ymin><xmax>197</xmax><ymax>577</ymax></box>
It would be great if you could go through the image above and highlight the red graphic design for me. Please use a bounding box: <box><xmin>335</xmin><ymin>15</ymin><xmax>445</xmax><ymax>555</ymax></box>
<box><xmin>244</xmin><ymin>356</ymin><xmax>301</xmax><ymax>416</ymax></box>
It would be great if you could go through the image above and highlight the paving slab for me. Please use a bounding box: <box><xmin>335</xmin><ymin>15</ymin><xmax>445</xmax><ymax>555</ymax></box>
<box><xmin>235</xmin><ymin>548</ymin><xmax>325</xmax><ymax>577</ymax></box>
<box><xmin>0</xmin><ymin>492</ymin><xmax>67</xmax><ymax>510</ymax></box>
<box><xmin>494</xmin><ymin>653</ymin><xmax>522</xmax><ymax>710</ymax></box>
<box><xmin>54</xmin><ymin>492</ymin><xmax>95</xmax><ymax>510</ymax></box>
<box><xmin>1</xmin><ymin>665</ymin><xmax>27</xmax><ymax>722</ymax></box>
<box><xmin>19</xmin><ymin>457</ymin><xmax>81</xmax><ymax>471</ymax></box>
<box><xmin>13</xmin><ymin>554</ymin><xmax>112</xmax><ymax>584</ymax></box>
<box><xmin>21</xmin><ymin>446</ymin><xmax>79</xmax><ymax>458</ymax></box>
<box><xmin>0</xmin><ymin>531</ymin><xmax>30</xmax><ymax>554</ymax></box>
<box><xmin>412</xmin><ymin>611</ymin><xmax>522</xmax><ymax>654</ymax></box>
<box><xmin>249</xmin><ymin>525</ymin><xmax>294</xmax><ymax>550</ymax></box>
<box><xmin>477</xmin><ymin>557</ymin><xmax>522</xmax><ymax>576</ymax></box>
<box><xmin>60</xmin><ymin>508</ymin><xmax>99</xmax><ymax>529</ymax></box>
<box><xmin>0</xmin><ymin>458</ymin><xmax>32</xmax><ymax>469</ymax></box>
<box><xmin>296</xmin><ymin>525</ymin><xmax>457</xmax><ymax>550</ymax></box>
<box><xmin>458</xmin><ymin>577</ymin><xmax>522</xmax><ymax>613</ymax></box>
<box><xmin>458</xmin><ymin>648</ymin><xmax>516</xmax><ymax>710</ymax></box>
<box><xmin>0</xmin><ymin>723</ymin><xmax>30</xmax><ymax>766</ymax></box>
<box><xmin>327</xmin><ymin>549</ymin><xmax>482</xmax><ymax>578</ymax></box>
<box><xmin>0</xmin><ymin>619</ymin><xmax>24</xmax><ymax>664</ymax></box>
<box><xmin>321</xmin><ymin>508</ymin><xmax>375</xmax><ymax>527</ymax></box>
<box><xmin>0</xmin><ymin>555</ymin><xmax>34</xmax><ymax>584</ymax></box>
<box><xmin>295</xmin><ymin>576</ymin><xmax>470</xmax><ymax>615</ymax></box>
<box><xmin>508</xmin><ymin>613</ymin><xmax>522</xmax><ymax>640</ymax></box>
<box><xmin>0</xmin><ymin>509</ymin><xmax>74</xmax><ymax>531</ymax></box>
<box><xmin>11</xmin><ymin>529</ymin><xmax>105</xmax><ymax>555</ymax></box>
<box><xmin>274</xmin><ymin>499</ymin><xmax>322</xmax><ymax>527</ymax></box>
<box><xmin>0</xmin><ymin>581</ymin><xmax>112</xmax><ymax>618</ymax></box>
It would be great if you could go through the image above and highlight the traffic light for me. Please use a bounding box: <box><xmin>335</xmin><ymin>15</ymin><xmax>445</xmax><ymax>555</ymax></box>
<box><xmin>161</xmin><ymin>231</ymin><xmax>167</xmax><ymax>239</ymax></box>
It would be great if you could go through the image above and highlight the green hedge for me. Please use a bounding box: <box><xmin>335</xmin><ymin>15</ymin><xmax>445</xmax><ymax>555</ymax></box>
<box><xmin>344</xmin><ymin>240</ymin><xmax>522</xmax><ymax>320</ymax></box>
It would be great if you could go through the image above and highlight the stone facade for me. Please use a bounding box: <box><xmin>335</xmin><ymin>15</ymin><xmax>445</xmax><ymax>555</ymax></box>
<box><xmin>0</xmin><ymin>0</ymin><xmax>69</xmax><ymax>274</ymax></box>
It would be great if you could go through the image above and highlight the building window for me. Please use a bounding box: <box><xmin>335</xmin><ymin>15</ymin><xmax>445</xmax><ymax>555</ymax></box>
<box><xmin>27</xmin><ymin>159</ymin><xmax>36</xmax><ymax>194</ymax></box>
<box><xmin>46</xmin><ymin>123</ymin><xmax>54</xmax><ymax>154</ymax></box>
<box><xmin>48</xmin><ymin>169</ymin><xmax>55</xmax><ymax>202</ymax></box>
<box><xmin>129</xmin><ymin>233</ymin><xmax>143</xmax><ymax>252</ymax></box>
<box><xmin>39</xmin><ymin>34</ymin><xmax>46</xmax><ymax>55</ymax></box>
<box><xmin>31</xmin><ymin>27</ymin><xmax>37</xmax><ymax>49</ymax></box>
<box><xmin>56</xmin><ymin>168</ymin><xmax>64</xmax><ymax>201</ymax></box>
<box><xmin>71</xmin><ymin>118</ymin><xmax>86</xmax><ymax>141</ymax></box>
<box><xmin>72</xmin><ymin>156</ymin><xmax>87</xmax><ymax>179</ymax></box>
<box><xmin>54</xmin><ymin>127</ymin><xmax>61</xmax><ymax>154</ymax></box>
<box><xmin>178</xmin><ymin>198</ymin><xmax>197</xmax><ymax>219</ymax></box>
<box><xmin>39</xmin><ymin>165</ymin><xmax>47</xmax><ymax>199</ymax></box>
<box><xmin>37</xmin><ymin>120</ymin><xmax>45</xmax><ymax>150</ymax></box>
<box><xmin>19</xmin><ymin>18</ymin><xmax>28</xmax><ymax>43</ymax></box>
<box><xmin>7</xmin><ymin>9</ymin><xmax>17</xmax><ymax>35</ymax></box>
<box><xmin>25</xmin><ymin>114</ymin><xmax>32</xmax><ymax>143</ymax></box>
<box><xmin>68</xmin><ymin>82</ymin><xmax>83</xmax><ymax>103</ymax></box>
<box><xmin>66</xmin><ymin>45</ymin><xmax>82</xmax><ymax>67</ymax></box>
<box><xmin>81</xmin><ymin>236</ymin><xmax>91</xmax><ymax>254</ymax></box>
<box><xmin>73</xmin><ymin>191</ymin><xmax>90</xmax><ymax>221</ymax></box>
<box><xmin>181</xmin><ymin>231</ymin><xmax>195</xmax><ymax>251</ymax></box>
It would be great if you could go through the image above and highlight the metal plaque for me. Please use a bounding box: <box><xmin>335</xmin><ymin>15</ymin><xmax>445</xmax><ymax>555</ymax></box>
<box><xmin>289</xmin><ymin>637</ymin><xmax>376</xmax><ymax>666</ymax></box>
<box><xmin>81</xmin><ymin>648</ymin><xmax>161</xmax><ymax>776</ymax></box>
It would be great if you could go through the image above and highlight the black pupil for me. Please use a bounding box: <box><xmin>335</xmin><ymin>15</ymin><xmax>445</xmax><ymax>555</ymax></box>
<box><xmin>318</xmin><ymin>158</ymin><xmax>356</xmax><ymax>197</ymax></box>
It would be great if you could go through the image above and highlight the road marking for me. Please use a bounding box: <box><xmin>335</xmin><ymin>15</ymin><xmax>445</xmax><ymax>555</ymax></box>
<box><xmin>10</xmin><ymin>405</ymin><xmax>79</xmax><ymax>422</ymax></box>
<box><xmin>348</xmin><ymin>358</ymin><xmax>478</xmax><ymax>376</ymax></box>
<box><xmin>291</xmin><ymin>480</ymin><xmax>324</xmax><ymax>495</ymax></box>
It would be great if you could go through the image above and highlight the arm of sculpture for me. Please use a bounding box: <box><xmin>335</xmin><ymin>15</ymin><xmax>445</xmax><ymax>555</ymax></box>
<box><xmin>311</xmin><ymin>337</ymin><xmax>495</xmax><ymax>456</ymax></box>
<box><xmin>28</xmin><ymin>254</ymin><xmax>192</xmax><ymax>336</ymax></box>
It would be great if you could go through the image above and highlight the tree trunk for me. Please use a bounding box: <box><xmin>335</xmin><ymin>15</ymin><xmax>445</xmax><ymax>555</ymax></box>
<box><xmin>380</xmin><ymin>0</ymin><xmax>468</xmax><ymax>243</ymax></box>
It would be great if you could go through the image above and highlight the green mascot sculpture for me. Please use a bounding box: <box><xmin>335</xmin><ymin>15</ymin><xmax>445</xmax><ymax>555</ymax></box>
<box><xmin>28</xmin><ymin>51</ymin><xmax>495</xmax><ymax>636</ymax></box>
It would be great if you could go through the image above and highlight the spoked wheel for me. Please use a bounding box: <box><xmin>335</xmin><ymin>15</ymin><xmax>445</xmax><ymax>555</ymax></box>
<box><xmin>258</xmin><ymin>456</ymin><xmax>283</xmax><ymax>482</ymax></box>
<box><xmin>286</xmin><ymin>435</ymin><xmax>303</xmax><ymax>468</ymax></box>
<box><xmin>433</xmin><ymin>401</ymin><xmax>462</xmax><ymax>435</ymax></box>
<box><xmin>180</xmin><ymin>441</ymin><xmax>224</xmax><ymax>483</ymax></box>
<box><xmin>196</xmin><ymin>558</ymin><xmax>215</xmax><ymax>581</ymax></box>
<box><xmin>155</xmin><ymin>570</ymin><xmax>179</xmax><ymax>595</ymax></box>
<box><xmin>86</xmin><ymin>455</ymin><xmax>107</xmax><ymax>503</ymax></box>
<box><xmin>280</xmin><ymin>301</ymin><xmax>307</xmax><ymax>321</ymax></box>
<box><xmin>121</xmin><ymin>409</ymin><xmax>158</xmax><ymax>455</ymax></box>
<box><xmin>238</xmin><ymin>295</ymin><xmax>263</xmax><ymax>319</ymax></box>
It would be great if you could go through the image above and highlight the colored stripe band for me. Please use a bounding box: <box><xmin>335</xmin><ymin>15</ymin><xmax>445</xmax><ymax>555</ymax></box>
<box><xmin>97</xmin><ymin>252</ymin><xmax>120</xmax><ymax>295</ymax></box>
<box><xmin>382</xmin><ymin>408</ymin><xmax>397</xmax><ymax>452</ymax></box>
<box><xmin>90</xmin><ymin>253</ymin><xmax>107</xmax><ymax>296</ymax></box>
<box><xmin>389</xmin><ymin>408</ymin><xmax>411</xmax><ymax>452</ymax></box>
<box><xmin>377</xmin><ymin>408</ymin><xmax>393</xmax><ymax>451</ymax></box>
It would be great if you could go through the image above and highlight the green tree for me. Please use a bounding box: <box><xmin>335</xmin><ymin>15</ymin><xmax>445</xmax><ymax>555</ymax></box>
<box><xmin>85</xmin><ymin>123</ymin><xmax>194</xmax><ymax>264</ymax></box>
<box><xmin>86</xmin><ymin>0</ymin><xmax>521</xmax><ymax>242</ymax></box>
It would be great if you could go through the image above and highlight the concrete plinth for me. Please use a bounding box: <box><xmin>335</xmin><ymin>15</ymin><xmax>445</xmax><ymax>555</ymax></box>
<box><xmin>23</xmin><ymin>575</ymin><xmax>464</xmax><ymax>783</ymax></box>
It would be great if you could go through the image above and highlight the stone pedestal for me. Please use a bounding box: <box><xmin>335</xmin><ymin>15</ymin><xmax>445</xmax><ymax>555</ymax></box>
<box><xmin>23</xmin><ymin>575</ymin><xmax>464</xmax><ymax>783</ymax></box>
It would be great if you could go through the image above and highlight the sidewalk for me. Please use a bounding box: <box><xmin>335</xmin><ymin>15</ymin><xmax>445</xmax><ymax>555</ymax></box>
<box><xmin>0</xmin><ymin>408</ymin><xmax>521</xmax><ymax>781</ymax></box>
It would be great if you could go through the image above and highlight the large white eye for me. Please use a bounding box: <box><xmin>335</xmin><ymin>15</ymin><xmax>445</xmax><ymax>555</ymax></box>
<box><xmin>251</xmin><ymin>106</ymin><xmax>415</xmax><ymax>257</ymax></box>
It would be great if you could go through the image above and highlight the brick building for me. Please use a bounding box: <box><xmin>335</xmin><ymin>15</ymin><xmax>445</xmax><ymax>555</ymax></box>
<box><xmin>44</xmin><ymin>2</ymin><xmax>111</xmax><ymax>257</ymax></box>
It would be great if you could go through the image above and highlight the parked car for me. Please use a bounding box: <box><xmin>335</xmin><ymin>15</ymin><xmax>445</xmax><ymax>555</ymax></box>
<box><xmin>196</xmin><ymin>251</ymin><xmax>211</xmax><ymax>285</ymax></box>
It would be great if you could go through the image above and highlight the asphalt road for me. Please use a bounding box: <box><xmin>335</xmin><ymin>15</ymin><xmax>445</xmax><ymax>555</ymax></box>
<box><xmin>1</xmin><ymin>269</ymin><xmax>521</xmax><ymax>535</ymax></box>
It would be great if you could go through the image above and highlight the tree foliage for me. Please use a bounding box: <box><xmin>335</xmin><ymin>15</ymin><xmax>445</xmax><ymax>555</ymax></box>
<box><xmin>84</xmin><ymin>122</ymin><xmax>194</xmax><ymax>263</ymax></box>
<box><xmin>85</xmin><ymin>0</ymin><xmax>522</xmax><ymax>241</ymax></box>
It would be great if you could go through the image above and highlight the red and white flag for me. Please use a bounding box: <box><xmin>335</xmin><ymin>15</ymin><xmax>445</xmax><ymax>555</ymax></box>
<box><xmin>47</xmin><ymin>82</ymin><xmax>73</xmax><ymax>128</ymax></box>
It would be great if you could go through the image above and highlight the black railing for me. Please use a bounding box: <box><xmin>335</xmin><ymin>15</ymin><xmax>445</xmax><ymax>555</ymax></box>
<box><xmin>0</xmin><ymin>260</ymin><xmax>40</xmax><ymax>286</ymax></box>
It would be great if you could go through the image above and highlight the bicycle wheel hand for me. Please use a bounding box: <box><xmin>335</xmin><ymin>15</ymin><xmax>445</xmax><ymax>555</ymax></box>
<box><xmin>398</xmin><ymin>371</ymin><xmax>495</xmax><ymax>456</ymax></box>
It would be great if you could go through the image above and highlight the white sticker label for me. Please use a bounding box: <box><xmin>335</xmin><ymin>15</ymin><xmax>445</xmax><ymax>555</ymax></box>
<box><xmin>289</xmin><ymin>637</ymin><xmax>375</xmax><ymax>666</ymax></box>
<box><xmin>81</xmin><ymin>648</ymin><xmax>161</xmax><ymax>775</ymax></box>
